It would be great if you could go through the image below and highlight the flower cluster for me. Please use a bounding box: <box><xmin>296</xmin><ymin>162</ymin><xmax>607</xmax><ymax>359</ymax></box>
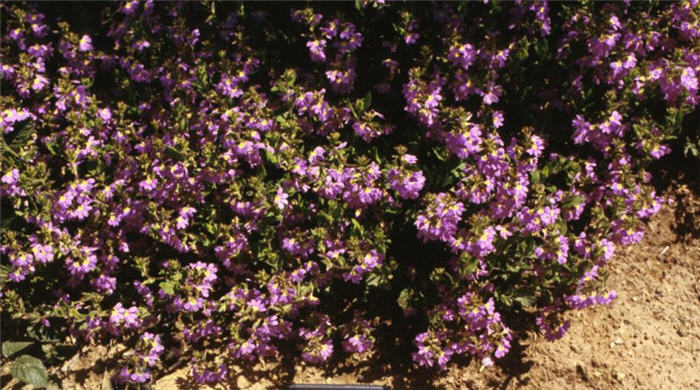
<box><xmin>1</xmin><ymin>1</ymin><xmax>696</xmax><ymax>384</ymax></box>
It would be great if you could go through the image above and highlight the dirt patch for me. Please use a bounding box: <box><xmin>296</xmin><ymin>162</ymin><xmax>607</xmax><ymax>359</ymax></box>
<box><xmin>498</xmin><ymin>204</ymin><xmax>700</xmax><ymax>390</ymax></box>
<box><xmin>41</xmin><ymin>198</ymin><xmax>699</xmax><ymax>390</ymax></box>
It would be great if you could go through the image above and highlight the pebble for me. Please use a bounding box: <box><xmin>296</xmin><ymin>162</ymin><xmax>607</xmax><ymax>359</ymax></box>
<box><xmin>613</xmin><ymin>372</ymin><xmax>626</xmax><ymax>382</ymax></box>
<box><xmin>237</xmin><ymin>375</ymin><xmax>250</xmax><ymax>388</ymax></box>
<box><xmin>614</xmin><ymin>337</ymin><xmax>624</xmax><ymax>345</ymax></box>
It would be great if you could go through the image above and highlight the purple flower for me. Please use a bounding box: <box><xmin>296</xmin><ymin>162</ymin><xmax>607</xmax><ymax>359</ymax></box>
<box><xmin>415</xmin><ymin>193</ymin><xmax>464</xmax><ymax>242</ymax></box>
<box><xmin>98</xmin><ymin>108</ymin><xmax>112</xmax><ymax>123</ymax></box>
<box><xmin>650</xmin><ymin>144</ymin><xmax>671</xmax><ymax>159</ymax></box>
<box><xmin>193</xmin><ymin>363</ymin><xmax>229</xmax><ymax>384</ymax></box>
<box><xmin>401</xmin><ymin>154</ymin><xmax>418</xmax><ymax>164</ymax></box>
<box><xmin>78</xmin><ymin>35</ymin><xmax>93</xmax><ymax>52</ymax></box>
<box><xmin>119</xmin><ymin>368</ymin><xmax>150</xmax><ymax>384</ymax></box>
<box><xmin>445</xmin><ymin>124</ymin><xmax>482</xmax><ymax>159</ymax></box>
<box><xmin>2</xmin><ymin>169</ymin><xmax>19</xmax><ymax>185</ymax></box>
<box><xmin>31</xmin><ymin>243</ymin><xmax>53</xmax><ymax>264</ymax></box>
<box><xmin>31</xmin><ymin>74</ymin><xmax>49</xmax><ymax>91</ymax></box>
<box><xmin>121</xmin><ymin>0</ymin><xmax>139</xmax><ymax>15</ymax></box>
<box><xmin>10</xmin><ymin>252</ymin><xmax>34</xmax><ymax>268</ymax></box>
<box><xmin>66</xmin><ymin>252</ymin><xmax>97</xmax><ymax>275</ymax></box>
<box><xmin>94</xmin><ymin>274</ymin><xmax>117</xmax><ymax>294</ymax></box>
<box><xmin>139</xmin><ymin>177</ymin><xmax>158</xmax><ymax>192</ymax></box>
<box><xmin>481</xmin><ymin>82</ymin><xmax>502</xmax><ymax>105</ymax></box>
<box><xmin>492</xmin><ymin>111</ymin><xmax>504</xmax><ymax>128</ymax></box>
<box><xmin>680</xmin><ymin>67</ymin><xmax>698</xmax><ymax>93</ymax></box>
<box><xmin>387</xmin><ymin>168</ymin><xmax>425</xmax><ymax>200</ymax></box>
<box><xmin>273</xmin><ymin>187</ymin><xmax>289</xmax><ymax>210</ymax></box>
<box><xmin>109</xmin><ymin>302</ymin><xmax>141</xmax><ymax>331</ymax></box>
<box><xmin>343</xmin><ymin>334</ymin><xmax>371</xmax><ymax>353</ymax></box>
<box><xmin>69</xmin><ymin>201</ymin><xmax>92</xmax><ymax>220</ymax></box>
<box><xmin>306</xmin><ymin>39</ymin><xmax>327</xmax><ymax>63</ymax></box>
<box><xmin>449</xmin><ymin>43</ymin><xmax>478</xmax><ymax>70</ymax></box>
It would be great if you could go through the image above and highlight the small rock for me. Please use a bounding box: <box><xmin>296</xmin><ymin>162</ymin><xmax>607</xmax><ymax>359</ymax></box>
<box><xmin>614</xmin><ymin>337</ymin><xmax>624</xmax><ymax>345</ymax></box>
<box><xmin>677</xmin><ymin>328</ymin><xmax>686</xmax><ymax>337</ymax></box>
<box><xmin>613</xmin><ymin>372</ymin><xmax>626</xmax><ymax>382</ymax></box>
<box><xmin>237</xmin><ymin>375</ymin><xmax>250</xmax><ymax>388</ymax></box>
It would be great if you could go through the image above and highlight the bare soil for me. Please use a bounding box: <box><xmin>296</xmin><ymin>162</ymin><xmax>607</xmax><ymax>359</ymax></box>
<box><xmin>4</xmin><ymin>189</ymin><xmax>698</xmax><ymax>390</ymax></box>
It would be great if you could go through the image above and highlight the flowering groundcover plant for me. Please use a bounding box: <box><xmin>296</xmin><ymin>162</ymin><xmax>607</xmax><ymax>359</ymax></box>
<box><xmin>1</xmin><ymin>0</ymin><xmax>698</xmax><ymax>385</ymax></box>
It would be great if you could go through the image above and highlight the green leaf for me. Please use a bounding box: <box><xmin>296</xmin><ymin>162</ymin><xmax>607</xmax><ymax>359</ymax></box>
<box><xmin>450</xmin><ymin>162</ymin><xmax>466</xmax><ymax>177</ymax></box>
<box><xmin>264</xmin><ymin>149</ymin><xmax>278</xmax><ymax>165</ymax></box>
<box><xmin>159</xmin><ymin>280</ymin><xmax>175</xmax><ymax>295</ymax></box>
<box><xmin>459</xmin><ymin>253</ymin><xmax>479</xmax><ymax>277</ymax></box>
<box><xmin>514</xmin><ymin>294</ymin><xmax>536</xmax><ymax>308</ymax></box>
<box><xmin>432</xmin><ymin>147</ymin><xmax>447</xmax><ymax>161</ymax></box>
<box><xmin>362</xmin><ymin>91</ymin><xmax>372</xmax><ymax>112</ymax></box>
<box><xmin>2</xmin><ymin>341</ymin><xmax>33</xmax><ymax>358</ymax></box>
<box><xmin>351</xmin><ymin>218</ymin><xmax>362</xmax><ymax>232</ymax></box>
<box><xmin>397</xmin><ymin>288</ymin><xmax>414</xmax><ymax>310</ymax></box>
<box><xmin>165</xmin><ymin>146</ymin><xmax>185</xmax><ymax>162</ymax></box>
<box><xmin>7</xmin><ymin>121</ymin><xmax>35</xmax><ymax>152</ymax></box>
<box><xmin>10</xmin><ymin>355</ymin><xmax>48</xmax><ymax>388</ymax></box>
<box><xmin>44</xmin><ymin>141</ymin><xmax>57</xmax><ymax>155</ymax></box>
<box><xmin>354</xmin><ymin>0</ymin><xmax>363</xmax><ymax>12</ymax></box>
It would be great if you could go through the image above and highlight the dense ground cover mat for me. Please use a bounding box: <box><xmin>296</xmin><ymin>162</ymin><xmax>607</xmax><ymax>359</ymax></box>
<box><xmin>1</xmin><ymin>0</ymin><xmax>698</xmax><ymax>386</ymax></box>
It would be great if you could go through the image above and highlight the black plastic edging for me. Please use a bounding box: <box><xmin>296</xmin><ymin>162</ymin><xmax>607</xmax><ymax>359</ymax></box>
<box><xmin>286</xmin><ymin>385</ymin><xmax>389</xmax><ymax>390</ymax></box>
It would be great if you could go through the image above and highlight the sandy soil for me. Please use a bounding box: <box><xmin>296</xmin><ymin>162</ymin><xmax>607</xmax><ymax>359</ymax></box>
<box><xmin>4</xmin><ymin>190</ymin><xmax>697</xmax><ymax>390</ymax></box>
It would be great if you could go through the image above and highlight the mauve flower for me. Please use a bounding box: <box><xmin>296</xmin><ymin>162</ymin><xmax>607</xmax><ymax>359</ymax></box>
<box><xmin>650</xmin><ymin>144</ymin><xmax>671</xmax><ymax>159</ymax></box>
<box><xmin>121</xmin><ymin>0</ymin><xmax>139</xmax><ymax>15</ymax></box>
<box><xmin>1</xmin><ymin>169</ymin><xmax>19</xmax><ymax>185</ymax></box>
<box><xmin>31</xmin><ymin>74</ymin><xmax>49</xmax><ymax>91</ymax></box>
<box><xmin>343</xmin><ymin>334</ymin><xmax>371</xmax><ymax>353</ymax></box>
<box><xmin>306</xmin><ymin>39</ymin><xmax>327</xmax><ymax>62</ymax></box>
<box><xmin>97</xmin><ymin>108</ymin><xmax>112</xmax><ymax>123</ymax></box>
<box><xmin>94</xmin><ymin>274</ymin><xmax>117</xmax><ymax>294</ymax></box>
<box><xmin>274</xmin><ymin>187</ymin><xmax>289</xmax><ymax>210</ymax></box>
<box><xmin>78</xmin><ymin>35</ymin><xmax>93</xmax><ymax>51</ymax></box>
<box><xmin>31</xmin><ymin>243</ymin><xmax>53</xmax><ymax>264</ymax></box>
<box><xmin>680</xmin><ymin>67</ymin><xmax>698</xmax><ymax>93</ymax></box>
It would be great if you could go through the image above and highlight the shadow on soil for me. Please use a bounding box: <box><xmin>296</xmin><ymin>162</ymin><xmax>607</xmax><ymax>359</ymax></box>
<box><xmin>167</xmin><ymin>326</ymin><xmax>536</xmax><ymax>389</ymax></box>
